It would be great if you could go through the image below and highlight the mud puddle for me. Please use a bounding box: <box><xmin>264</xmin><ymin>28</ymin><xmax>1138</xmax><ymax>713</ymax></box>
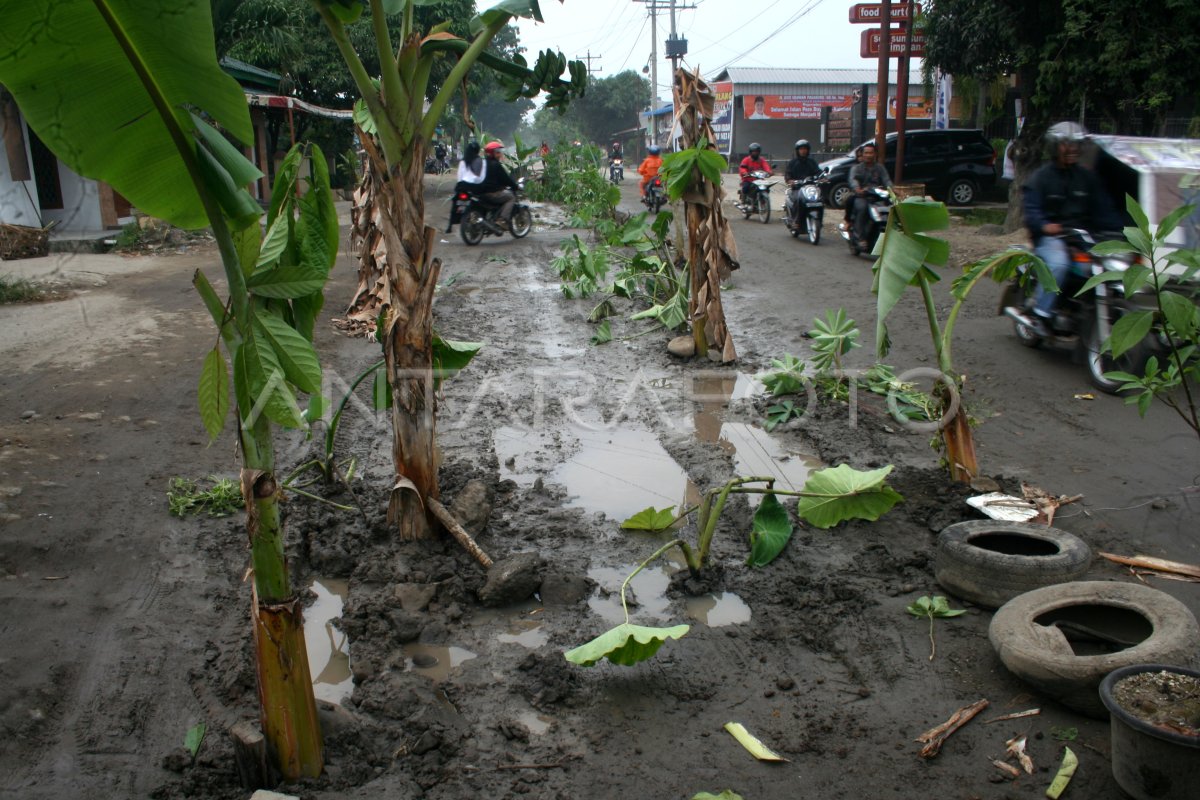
<box><xmin>304</xmin><ymin>579</ymin><xmax>353</xmax><ymax>704</ymax></box>
<box><xmin>403</xmin><ymin>644</ymin><xmax>478</xmax><ymax>682</ymax></box>
<box><xmin>588</xmin><ymin>561</ymin><xmax>751</xmax><ymax>629</ymax></box>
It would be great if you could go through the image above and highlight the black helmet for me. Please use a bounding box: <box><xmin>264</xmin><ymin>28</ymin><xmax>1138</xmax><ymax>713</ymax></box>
<box><xmin>748</xmin><ymin>142</ymin><xmax>761</xmax><ymax>153</ymax></box>
<box><xmin>794</xmin><ymin>139</ymin><xmax>810</xmax><ymax>150</ymax></box>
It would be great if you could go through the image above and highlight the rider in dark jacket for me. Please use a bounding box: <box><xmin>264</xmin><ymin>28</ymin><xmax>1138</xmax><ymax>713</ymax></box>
<box><xmin>785</xmin><ymin>139</ymin><xmax>821</xmax><ymax>181</ymax></box>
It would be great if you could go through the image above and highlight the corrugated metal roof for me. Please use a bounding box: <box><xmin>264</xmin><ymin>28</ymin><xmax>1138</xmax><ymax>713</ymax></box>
<box><xmin>715</xmin><ymin>67</ymin><xmax>899</xmax><ymax>85</ymax></box>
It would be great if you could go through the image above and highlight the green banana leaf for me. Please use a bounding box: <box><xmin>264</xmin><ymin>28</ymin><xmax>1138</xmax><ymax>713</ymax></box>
<box><xmin>564</xmin><ymin>622</ymin><xmax>689</xmax><ymax>667</ymax></box>
<box><xmin>872</xmin><ymin>199</ymin><xmax>951</xmax><ymax>358</ymax></box>
<box><xmin>0</xmin><ymin>0</ymin><xmax>254</xmax><ymax>230</ymax></box>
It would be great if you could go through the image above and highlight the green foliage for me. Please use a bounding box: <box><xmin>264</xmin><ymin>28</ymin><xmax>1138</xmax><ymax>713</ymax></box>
<box><xmin>553</xmin><ymin>235</ymin><xmax>609</xmax><ymax>299</ymax></box>
<box><xmin>808</xmin><ymin>308</ymin><xmax>861</xmax><ymax>373</ymax></box>
<box><xmin>794</xmin><ymin>465</ymin><xmax>904</xmax><ymax>530</ymax></box>
<box><xmin>746</xmin><ymin>493</ymin><xmax>793</xmax><ymax>567</ymax></box>
<box><xmin>1051</xmin><ymin>726</ymin><xmax>1079</xmax><ymax>742</ymax></box>
<box><xmin>0</xmin><ymin>275</ymin><xmax>50</xmax><ymax>304</ymax></box>
<box><xmin>763</xmin><ymin>400</ymin><xmax>803</xmax><ymax>432</ymax></box>
<box><xmin>620</xmin><ymin>507</ymin><xmax>677</xmax><ymax>531</ymax></box>
<box><xmin>525</xmin><ymin>70</ymin><xmax>649</xmax><ymax>145</ymax></box>
<box><xmin>659</xmin><ymin>137</ymin><xmax>727</xmax><ymax>201</ymax></box>
<box><xmin>564</xmin><ymin>622</ymin><xmax>690</xmax><ymax>667</ymax></box>
<box><xmin>758</xmin><ymin>355</ymin><xmax>807</xmax><ymax>397</ymax></box>
<box><xmin>1078</xmin><ymin>196</ymin><xmax>1200</xmax><ymax>438</ymax></box>
<box><xmin>183</xmin><ymin>722</ymin><xmax>207</xmax><ymax>760</ymax></box>
<box><xmin>529</xmin><ymin>141</ymin><xmax>617</xmax><ymax>223</ymax></box>
<box><xmin>168</xmin><ymin>477</ymin><xmax>244</xmax><ymax>518</ymax></box>
<box><xmin>432</xmin><ymin>336</ymin><xmax>484</xmax><ymax>390</ymax></box>
<box><xmin>906</xmin><ymin>594</ymin><xmax>965</xmax><ymax>660</ymax></box>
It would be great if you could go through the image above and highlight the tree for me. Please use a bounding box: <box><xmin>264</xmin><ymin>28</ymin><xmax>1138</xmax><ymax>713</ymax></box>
<box><xmin>309</xmin><ymin>0</ymin><xmax>585</xmax><ymax>540</ymax></box>
<box><xmin>529</xmin><ymin>70</ymin><xmax>650</xmax><ymax>145</ymax></box>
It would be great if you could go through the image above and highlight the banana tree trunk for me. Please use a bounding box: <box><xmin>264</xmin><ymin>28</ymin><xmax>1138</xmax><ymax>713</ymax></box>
<box><xmin>240</xmin><ymin>424</ymin><xmax>322</xmax><ymax>779</ymax></box>
<box><xmin>940</xmin><ymin>386</ymin><xmax>979</xmax><ymax>483</ymax></box>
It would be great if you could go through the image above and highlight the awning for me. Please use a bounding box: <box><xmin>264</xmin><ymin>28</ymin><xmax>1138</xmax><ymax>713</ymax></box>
<box><xmin>244</xmin><ymin>92</ymin><xmax>354</xmax><ymax>121</ymax></box>
<box><xmin>647</xmin><ymin>103</ymin><xmax>674</xmax><ymax>118</ymax></box>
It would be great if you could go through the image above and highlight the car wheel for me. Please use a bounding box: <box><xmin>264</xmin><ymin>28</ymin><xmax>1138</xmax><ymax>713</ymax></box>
<box><xmin>509</xmin><ymin>206</ymin><xmax>532</xmax><ymax>238</ymax></box>
<box><xmin>935</xmin><ymin>521</ymin><xmax>1091</xmax><ymax>609</ymax></box>
<box><xmin>460</xmin><ymin>210</ymin><xmax>484</xmax><ymax>246</ymax></box>
<box><xmin>989</xmin><ymin>581</ymin><xmax>1200</xmax><ymax>717</ymax></box>
<box><xmin>947</xmin><ymin>178</ymin><xmax>978</xmax><ymax>206</ymax></box>
<box><xmin>828</xmin><ymin>182</ymin><xmax>852</xmax><ymax>210</ymax></box>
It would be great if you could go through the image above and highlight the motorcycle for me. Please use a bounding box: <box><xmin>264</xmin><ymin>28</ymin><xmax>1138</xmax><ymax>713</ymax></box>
<box><xmin>424</xmin><ymin>154</ymin><xmax>450</xmax><ymax>175</ymax></box>
<box><xmin>784</xmin><ymin>175</ymin><xmax>825</xmax><ymax>245</ymax></box>
<box><xmin>456</xmin><ymin>178</ymin><xmax>533</xmax><ymax>246</ymax></box>
<box><xmin>642</xmin><ymin>175</ymin><xmax>666</xmax><ymax>214</ymax></box>
<box><xmin>738</xmin><ymin>170</ymin><xmax>776</xmax><ymax>223</ymax></box>
<box><xmin>839</xmin><ymin>186</ymin><xmax>891</xmax><ymax>256</ymax></box>
<box><xmin>609</xmin><ymin>157</ymin><xmax>624</xmax><ymax>184</ymax></box>
<box><xmin>999</xmin><ymin>229</ymin><xmax>1177</xmax><ymax>393</ymax></box>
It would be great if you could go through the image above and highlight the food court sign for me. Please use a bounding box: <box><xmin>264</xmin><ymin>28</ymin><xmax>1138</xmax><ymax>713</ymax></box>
<box><xmin>848</xmin><ymin>3</ymin><xmax>920</xmax><ymax>23</ymax></box>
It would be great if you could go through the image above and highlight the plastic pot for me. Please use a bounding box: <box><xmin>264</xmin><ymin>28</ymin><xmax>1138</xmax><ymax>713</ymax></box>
<box><xmin>1099</xmin><ymin>663</ymin><xmax>1200</xmax><ymax>800</ymax></box>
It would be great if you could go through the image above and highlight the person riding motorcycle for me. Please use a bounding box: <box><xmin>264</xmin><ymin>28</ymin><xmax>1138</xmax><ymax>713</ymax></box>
<box><xmin>785</xmin><ymin>139</ymin><xmax>821</xmax><ymax>224</ymax></box>
<box><xmin>446</xmin><ymin>140</ymin><xmax>485</xmax><ymax>233</ymax></box>
<box><xmin>638</xmin><ymin>145</ymin><xmax>663</xmax><ymax>197</ymax></box>
<box><xmin>738</xmin><ymin>143</ymin><xmax>772</xmax><ymax>205</ymax></box>
<box><xmin>609</xmin><ymin>141</ymin><xmax>623</xmax><ymax>161</ymax></box>
<box><xmin>1021</xmin><ymin>122</ymin><xmax>1122</xmax><ymax>336</ymax></box>
<box><xmin>478</xmin><ymin>141</ymin><xmax>520</xmax><ymax>231</ymax></box>
<box><xmin>849</xmin><ymin>143</ymin><xmax>891</xmax><ymax>248</ymax></box>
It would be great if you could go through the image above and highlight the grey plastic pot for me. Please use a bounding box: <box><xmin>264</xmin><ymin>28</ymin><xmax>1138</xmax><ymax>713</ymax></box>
<box><xmin>1099</xmin><ymin>663</ymin><xmax>1200</xmax><ymax>800</ymax></box>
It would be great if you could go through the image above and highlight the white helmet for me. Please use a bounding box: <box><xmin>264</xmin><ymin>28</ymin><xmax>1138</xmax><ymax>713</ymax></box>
<box><xmin>1045</xmin><ymin>121</ymin><xmax>1087</xmax><ymax>144</ymax></box>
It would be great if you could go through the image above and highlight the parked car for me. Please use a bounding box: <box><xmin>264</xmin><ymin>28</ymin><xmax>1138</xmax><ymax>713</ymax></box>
<box><xmin>821</xmin><ymin>129</ymin><xmax>996</xmax><ymax>208</ymax></box>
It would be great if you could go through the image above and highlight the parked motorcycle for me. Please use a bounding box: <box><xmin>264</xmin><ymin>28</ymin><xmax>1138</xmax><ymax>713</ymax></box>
<box><xmin>738</xmin><ymin>170</ymin><xmax>775</xmax><ymax>223</ymax></box>
<box><xmin>784</xmin><ymin>176</ymin><xmax>825</xmax><ymax>245</ymax></box>
<box><xmin>999</xmin><ymin>229</ymin><xmax>1178</xmax><ymax>393</ymax></box>
<box><xmin>642</xmin><ymin>175</ymin><xmax>666</xmax><ymax>214</ymax></box>
<box><xmin>609</xmin><ymin>157</ymin><xmax>624</xmax><ymax>184</ymax></box>
<box><xmin>839</xmin><ymin>186</ymin><xmax>891</xmax><ymax>256</ymax></box>
<box><xmin>457</xmin><ymin>178</ymin><xmax>532</xmax><ymax>246</ymax></box>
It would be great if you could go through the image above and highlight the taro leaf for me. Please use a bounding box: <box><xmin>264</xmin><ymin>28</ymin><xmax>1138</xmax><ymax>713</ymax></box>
<box><xmin>723</xmin><ymin>722</ymin><xmax>789</xmax><ymax>762</ymax></box>
<box><xmin>432</xmin><ymin>335</ymin><xmax>483</xmax><ymax>390</ymax></box>
<box><xmin>590</xmin><ymin>320</ymin><xmax>613</xmax><ymax>346</ymax></box>
<box><xmin>198</xmin><ymin>348</ymin><xmax>230</xmax><ymax>443</ymax></box>
<box><xmin>183</xmin><ymin>722</ymin><xmax>206</xmax><ymax>759</ymax></box>
<box><xmin>795</xmin><ymin>465</ymin><xmax>903</xmax><ymax>529</ymax></box>
<box><xmin>621</xmin><ymin>506</ymin><xmax>676</xmax><ymax>531</ymax></box>
<box><xmin>747</xmin><ymin>493</ymin><xmax>792</xmax><ymax>567</ymax></box>
<box><xmin>564</xmin><ymin>622</ymin><xmax>689</xmax><ymax>667</ymax></box>
<box><xmin>693</xmin><ymin>793</ymin><xmax>745</xmax><ymax>800</ymax></box>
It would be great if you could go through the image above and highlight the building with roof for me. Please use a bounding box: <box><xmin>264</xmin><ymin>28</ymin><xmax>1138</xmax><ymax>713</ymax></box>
<box><xmin>710</xmin><ymin>67</ymin><xmax>939</xmax><ymax>165</ymax></box>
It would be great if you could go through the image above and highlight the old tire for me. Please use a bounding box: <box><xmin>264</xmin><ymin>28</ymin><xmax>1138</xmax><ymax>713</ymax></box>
<box><xmin>989</xmin><ymin>581</ymin><xmax>1200</xmax><ymax>717</ymax></box>
<box><xmin>935</xmin><ymin>520</ymin><xmax>1092</xmax><ymax>609</ymax></box>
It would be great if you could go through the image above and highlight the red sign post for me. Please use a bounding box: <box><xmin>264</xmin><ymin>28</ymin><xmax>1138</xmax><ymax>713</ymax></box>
<box><xmin>860</xmin><ymin>28</ymin><xmax>926</xmax><ymax>58</ymax></box>
<box><xmin>848</xmin><ymin>3</ymin><xmax>920</xmax><ymax>24</ymax></box>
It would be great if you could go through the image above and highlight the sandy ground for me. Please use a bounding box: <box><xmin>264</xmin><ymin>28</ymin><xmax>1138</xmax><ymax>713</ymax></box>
<box><xmin>1</xmin><ymin>176</ymin><xmax>1197</xmax><ymax>799</ymax></box>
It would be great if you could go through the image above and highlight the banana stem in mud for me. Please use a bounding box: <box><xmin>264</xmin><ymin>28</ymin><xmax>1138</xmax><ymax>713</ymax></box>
<box><xmin>621</xmin><ymin>539</ymin><xmax>688</xmax><ymax>623</ymax></box>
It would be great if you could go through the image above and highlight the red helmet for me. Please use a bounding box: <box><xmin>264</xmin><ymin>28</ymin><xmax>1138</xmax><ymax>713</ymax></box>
<box><xmin>484</xmin><ymin>141</ymin><xmax>504</xmax><ymax>153</ymax></box>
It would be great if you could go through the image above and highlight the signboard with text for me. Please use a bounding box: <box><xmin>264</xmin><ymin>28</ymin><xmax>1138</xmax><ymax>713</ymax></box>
<box><xmin>740</xmin><ymin>92</ymin><xmax>930</xmax><ymax>121</ymax></box>
<box><xmin>848</xmin><ymin>3</ymin><xmax>920</xmax><ymax>24</ymax></box>
<box><xmin>711</xmin><ymin>81</ymin><xmax>734</xmax><ymax>156</ymax></box>
<box><xmin>860</xmin><ymin>27</ymin><xmax>926</xmax><ymax>57</ymax></box>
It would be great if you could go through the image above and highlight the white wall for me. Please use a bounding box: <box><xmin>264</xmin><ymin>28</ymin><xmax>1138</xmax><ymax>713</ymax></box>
<box><xmin>40</xmin><ymin>168</ymin><xmax>103</xmax><ymax>233</ymax></box>
<box><xmin>0</xmin><ymin>116</ymin><xmax>42</xmax><ymax>228</ymax></box>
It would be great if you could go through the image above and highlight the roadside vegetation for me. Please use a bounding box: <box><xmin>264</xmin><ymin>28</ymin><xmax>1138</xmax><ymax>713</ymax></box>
<box><xmin>0</xmin><ymin>274</ymin><xmax>53</xmax><ymax>304</ymax></box>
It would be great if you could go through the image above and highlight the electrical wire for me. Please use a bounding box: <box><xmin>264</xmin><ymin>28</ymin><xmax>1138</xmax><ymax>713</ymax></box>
<box><xmin>617</xmin><ymin>15</ymin><xmax>650</xmax><ymax>73</ymax></box>
<box><xmin>717</xmin><ymin>0</ymin><xmax>828</xmax><ymax>73</ymax></box>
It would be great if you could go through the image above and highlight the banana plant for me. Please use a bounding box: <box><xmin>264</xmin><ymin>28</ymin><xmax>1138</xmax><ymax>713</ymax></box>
<box><xmin>1</xmin><ymin>1</ymin><xmax>337</xmax><ymax>779</ymax></box>
<box><xmin>310</xmin><ymin>0</ymin><xmax>586</xmax><ymax>541</ymax></box>
<box><xmin>872</xmin><ymin>198</ymin><xmax>1052</xmax><ymax>482</ymax></box>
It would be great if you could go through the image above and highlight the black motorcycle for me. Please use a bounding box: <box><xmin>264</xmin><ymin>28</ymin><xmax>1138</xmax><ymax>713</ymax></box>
<box><xmin>839</xmin><ymin>186</ymin><xmax>891</xmax><ymax>256</ymax></box>
<box><xmin>999</xmin><ymin>229</ymin><xmax>1173</xmax><ymax>393</ymax></box>
<box><xmin>642</xmin><ymin>175</ymin><xmax>666</xmax><ymax>214</ymax></box>
<box><xmin>456</xmin><ymin>179</ymin><xmax>532</xmax><ymax>246</ymax></box>
<box><xmin>609</xmin><ymin>157</ymin><xmax>624</xmax><ymax>184</ymax></box>
<box><xmin>784</xmin><ymin>175</ymin><xmax>825</xmax><ymax>245</ymax></box>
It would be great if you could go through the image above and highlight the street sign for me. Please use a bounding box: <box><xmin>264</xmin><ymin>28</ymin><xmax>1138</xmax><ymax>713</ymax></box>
<box><xmin>860</xmin><ymin>28</ymin><xmax>926</xmax><ymax>58</ymax></box>
<box><xmin>849</xmin><ymin>3</ymin><xmax>920</xmax><ymax>24</ymax></box>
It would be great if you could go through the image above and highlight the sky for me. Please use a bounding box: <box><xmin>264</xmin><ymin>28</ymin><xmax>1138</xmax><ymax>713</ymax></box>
<box><xmin>513</xmin><ymin>0</ymin><xmax>875</xmax><ymax>104</ymax></box>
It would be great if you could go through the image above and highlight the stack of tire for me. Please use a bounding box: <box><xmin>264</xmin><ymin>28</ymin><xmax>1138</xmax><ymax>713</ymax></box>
<box><xmin>935</xmin><ymin>520</ymin><xmax>1200</xmax><ymax>717</ymax></box>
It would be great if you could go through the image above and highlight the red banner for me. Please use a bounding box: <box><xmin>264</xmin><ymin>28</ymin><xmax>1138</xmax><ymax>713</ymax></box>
<box><xmin>849</xmin><ymin>3</ymin><xmax>921</xmax><ymax>24</ymax></box>
<box><xmin>860</xmin><ymin>27</ymin><xmax>926</xmax><ymax>57</ymax></box>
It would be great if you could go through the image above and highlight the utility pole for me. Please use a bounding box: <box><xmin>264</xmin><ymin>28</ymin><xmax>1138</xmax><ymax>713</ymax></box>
<box><xmin>635</xmin><ymin>0</ymin><xmax>695</xmax><ymax>145</ymax></box>
<box><xmin>874</xmin><ymin>0</ymin><xmax>891</xmax><ymax>156</ymax></box>
<box><xmin>576</xmin><ymin>50</ymin><xmax>602</xmax><ymax>77</ymax></box>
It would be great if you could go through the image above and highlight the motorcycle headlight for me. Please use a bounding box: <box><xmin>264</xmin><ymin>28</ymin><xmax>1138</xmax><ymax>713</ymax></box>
<box><xmin>801</xmin><ymin>185</ymin><xmax>821</xmax><ymax>202</ymax></box>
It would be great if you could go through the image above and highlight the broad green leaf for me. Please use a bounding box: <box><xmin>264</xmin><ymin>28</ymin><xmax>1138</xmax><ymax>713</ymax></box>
<box><xmin>695</xmin><ymin>148</ymin><xmax>727</xmax><ymax>185</ymax></box>
<box><xmin>795</xmin><ymin>464</ymin><xmax>903</xmax><ymax>529</ymax></box>
<box><xmin>194</xmin><ymin>139</ymin><xmax>262</xmax><ymax>231</ymax></box>
<box><xmin>1120</xmin><ymin>263</ymin><xmax>1151</xmax><ymax>296</ymax></box>
<box><xmin>254</xmin><ymin>313</ymin><xmax>321</xmax><ymax>394</ymax></box>
<box><xmin>432</xmin><ymin>336</ymin><xmax>483</xmax><ymax>389</ymax></box>
<box><xmin>1089</xmin><ymin>240</ymin><xmax>1139</xmax><ymax>257</ymax></box>
<box><xmin>233</xmin><ymin>330</ymin><xmax>304</xmax><ymax>428</ymax></box>
<box><xmin>352</xmin><ymin>98</ymin><xmax>378</xmax><ymax>136</ymax></box>
<box><xmin>291</xmin><ymin>292</ymin><xmax>325</xmax><ymax>343</ymax></box>
<box><xmin>912</xmin><ymin>233</ymin><xmax>950</xmax><ymax>267</ymax></box>
<box><xmin>256</xmin><ymin>215</ymin><xmax>291</xmax><ymax>270</ymax></box>
<box><xmin>894</xmin><ymin>198</ymin><xmax>949</xmax><ymax>234</ymax></box>
<box><xmin>873</xmin><ymin>221</ymin><xmax>932</xmax><ymax>358</ymax></box>
<box><xmin>693</xmin><ymin>793</ymin><xmax>745</xmax><ymax>800</ymax></box>
<box><xmin>233</xmin><ymin>224</ymin><xmax>263</xmax><ymax>279</ymax></box>
<box><xmin>191</xmin><ymin>112</ymin><xmax>262</xmax><ymax>188</ymax></box>
<box><xmin>372</xmin><ymin>366</ymin><xmax>392</xmax><ymax>412</ymax></box>
<box><xmin>0</xmin><ymin>0</ymin><xmax>251</xmax><ymax>229</ymax></box>
<box><xmin>1156</xmin><ymin>204</ymin><xmax>1195</xmax><ymax>242</ymax></box>
<box><xmin>1160</xmin><ymin>291</ymin><xmax>1199</xmax><ymax>339</ymax></box>
<box><xmin>564</xmin><ymin>622</ymin><xmax>689</xmax><ymax>667</ymax></box>
<box><xmin>297</xmin><ymin>143</ymin><xmax>339</xmax><ymax>274</ymax></box>
<box><xmin>471</xmin><ymin>0</ymin><xmax>544</xmax><ymax>35</ymax></box>
<box><xmin>247</xmin><ymin>265</ymin><xmax>327</xmax><ymax>299</ymax></box>
<box><xmin>183</xmin><ymin>722</ymin><xmax>206</xmax><ymax>759</ymax></box>
<box><xmin>268</xmin><ymin>146</ymin><xmax>304</xmax><ymax>225</ymax></box>
<box><xmin>1126</xmin><ymin>195</ymin><xmax>1150</xmax><ymax>234</ymax></box>
<box><xmin>303</xmin><ymin>393</ymin><xmax>327</xmax><ymax>426</ymax></box>
<box><xmin>198</xmin><ymin>348</ymin><xmax>229</xmax><ymax>442</ymax></box>
<box><xmin>930</xmin><ymin>595</ymin><xmax>965</xmax><ymax>617</ymax></box>
<box><xmin>723</xmin><ymin>722</ymin><xmax>789</xmax><ymax>762</ymax></box>
<box><xmin>906</xmin><ymin>596</ymin><xmax>932</xmax><ymax>617</ymax></box>
<box><xmin>747</xmin><ymin>493</ymin><xmax>793</xmax><ymax>567</ymax></box>
<box><xmin>590</xmin><ymin>320</ymin><xmax>613</xmax><ymax>345</ymax></box>
<box><xmin>621</xmin><ymin>507</ymin><xmax>677</xmax><ymax>531</ymax></box>
<box><xmin>1107</xmin><ymin>310</ymin><xmax>1153</xmax><ymax>358</ymax></box>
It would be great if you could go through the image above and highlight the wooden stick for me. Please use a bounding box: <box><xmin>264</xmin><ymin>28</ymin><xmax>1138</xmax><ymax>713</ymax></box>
<box><xmin>983</xmin><ymin>708</ymin><xmax>1040</xmax><ymax>724</ymax></box>
<box><xmin>1100</xmin><ymin>552</ymin><xmax>1200</xmax><ymax>580</ymax></box>
<box><xmin>428</xmin><ymin>497</ymin><xmax>493</xmax><ymax>568</ymax></box>
<box><xmin>916</xmin><ymin>699</ymin><xmax>989</xmax><ymax>758</ymax></box>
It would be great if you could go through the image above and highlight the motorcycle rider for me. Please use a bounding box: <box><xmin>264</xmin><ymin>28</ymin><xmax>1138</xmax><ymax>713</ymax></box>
<box><xmin>785</xmin><ymin>139</ymin><xmax>821</xmax><ymax>226</ymax></box>
<box><xmin>609</xmin><ymin>140</ymin><xmax>623</xmax><ymax>161</ymax></box>
<box><xmin>738</xmin><ymin>143</ymin><xmax>772</xmax><ymax>206</ymax></box>
<box><xmin>638</xmin><ymin>144</ymin><xmax>663</xmax><ymax>198</ymax></box>
<box><xmin>1022</xmin><ymin>122</ymin><xmax>1121</xmax><ymax>336</ymax></box>
<box><xmin>446</xmin><ymin>140</ymin><xmax>485</xmax><ymax>233</ymax></box>
<box><xmin>478</xmin><ymin>141</ymin><xmax>519</xmax><ymax>231</ymax></box>
<box><xmin>849</xmin><ymin>142</ymin><xmax>891</xmax><ymax>248</ymax></box>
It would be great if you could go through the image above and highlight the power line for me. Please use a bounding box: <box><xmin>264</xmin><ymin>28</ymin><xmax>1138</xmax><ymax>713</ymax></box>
<box><xmin>617</xmin><ymin>15</ymin><xmax>649</xmax><ymax>72</ymax></box>
<box><xmin>717</xmin><ymin>0</ymin><xmax>827</xmax><ymax>73</ymax></box>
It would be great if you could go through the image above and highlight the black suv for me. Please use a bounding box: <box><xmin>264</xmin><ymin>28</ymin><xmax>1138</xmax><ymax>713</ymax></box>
<box><xmin>820</xmin><ymin>129</ymin><xmax>996</xmax><ymax>208</ymax></box>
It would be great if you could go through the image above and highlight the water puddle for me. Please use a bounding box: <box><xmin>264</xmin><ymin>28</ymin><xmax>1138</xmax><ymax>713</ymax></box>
<box><xmin>587</xmin><ymin>564</ymin><xmax>673</xmax><ymax>625</ymax></box>
<box><xmin>686</xmin><ymin>592</ymin><xmax>753</xmax><ymax>627</ymax></box>
<box><xmin>497</xmin><ymin>620</ymin><xmax>549</xmax><ymax>649</ymax></box>
<box><xmin>516</xmin><ymin>710</ymin><xmax>552</xmax><ymax>735</ymax></box>
<box><xmin>719</xmin><ymin>422</ymin><xmax>823</xmax><ymax>500</ymax></box>
<box><xmin>304</xmin><ymin>579</ymin><xmax>353</xmax><ymax>705</ymax></box>
<box><xmin>403</xmin><ymin>643</ymin><xmax>478</xmax><ymax>682</ymax></box>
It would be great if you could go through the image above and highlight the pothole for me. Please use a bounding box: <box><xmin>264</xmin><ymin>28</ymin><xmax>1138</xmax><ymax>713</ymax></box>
<box><xmin>403</xmin><ymin>644</ymin><xmax>478</xmax><ymax>682</ymax></box>
<box><xmin>304</xmin><ymin>579</ymin><xmax>353</xmax><ymax>705</ymax></box>
<box><xmin>516</xmin><ymin>710</ymin><xmax>552</xmax><ymax>735</ymax></box>
<box><xmin>587</xmin><ymin>564</ymin><xmax>673</xmax><ymax>625</ymax></box>
<box><xmin>719</xmin><ymin>422</ymin><xmax>824</xmax><ymax>503</ymax></box>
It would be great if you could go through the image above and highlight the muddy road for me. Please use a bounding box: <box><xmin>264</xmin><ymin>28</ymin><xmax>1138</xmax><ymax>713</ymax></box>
<box><xmin>0</xmin><ymin>175</ymin><xmax>1196</xmax><ymax>799</ymax></box>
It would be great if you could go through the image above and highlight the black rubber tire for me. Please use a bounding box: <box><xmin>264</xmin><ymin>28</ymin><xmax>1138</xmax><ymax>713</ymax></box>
<box><xmin>509</xmin><ymin>206</ymin><xmax>532</xmax><ymax>239</ymax></box>
<box><xmin>460</xmin><ymin>211</ymin><xmax>484</xmax><ymax>246</ymax></box>
<box><xmin>828</xmin><ymin>182</ymin><xmax>852</xmax><ymax>210</ymax></box>
<box><xmin>807</xmin><ymin>212</ymin><xmax>821</xmax><ymax>245</ymax></box>
<box><xmin>947</xmin><ymin>178</ymin><xmax>978</xmax><ymax>206</ymax></box>
<box><xmin>1085</xmin><ymin>315</ymin><xmax>1148</xmax><ymax>395</ymax></box>
<box><xmin>756</xmin><ymin>193</ymin><xmax>770</xmax><ymax>224</ymax></box>
<box><xmin>935</xmin><ymin>521</ymin><xmax>1092</xmax><ymax>609</ymax></box>
<box><xmin>989</xmin><ymin>581</ymin><xmax>1200</xmax><ymax>717</ymax></box>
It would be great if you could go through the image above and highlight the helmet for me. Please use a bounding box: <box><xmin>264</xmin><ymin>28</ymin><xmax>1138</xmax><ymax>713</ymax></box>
<box><xmin>1045</xmin><ymin>122</ymin><xmax>1086</xmax><ymax>144</ymax></box>
<box><xmin>648</xmin><ymin>145</ymin><xmax>660</xmax><ymax>155</ymax></box>
<box><xmin>484</xmin><ymin>141</ymin><xmax>505</xmax><ymax>153</ymax></box>
<box><xmin>794</xmin><ymin>139</ymin><xmax>810</xmax><ymax>150</ymax></box>
<box><xmin>748</xmin><ymin>142</ymin><xmax>761</xmax><ymax>153</ymax></box>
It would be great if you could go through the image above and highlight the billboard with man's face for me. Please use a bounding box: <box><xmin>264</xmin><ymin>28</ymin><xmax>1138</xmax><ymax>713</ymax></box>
<box><xmin>741</xmin><ymin>93</ymin><xmax>933</xmax><ymax>120</ymax></box>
